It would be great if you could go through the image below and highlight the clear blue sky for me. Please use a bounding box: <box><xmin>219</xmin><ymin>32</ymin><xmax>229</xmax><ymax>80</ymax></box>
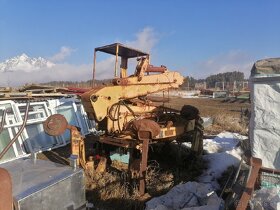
<box><xmin>1</xmin><ymin>0</ymin><xmax>280</xmax><ymax>81</ymax></box>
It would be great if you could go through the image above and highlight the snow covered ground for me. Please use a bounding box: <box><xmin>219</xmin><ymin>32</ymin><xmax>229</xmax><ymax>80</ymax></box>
<box><xmin>197</xmin><ymin>132</ymin><xmax>246</xmax><ymax>190</ymax></box>
<box><xmin>145</xmin><ymin>182</ymin><xmax>223</xmax><ymax>210</ymax></box>
<box><xmin>146</xmin><ymin>131</ymin><xmax>247</xmax><ymax>210</ymax></box>
<box><xmin>146</xmin><ymin>131</ymin><xmax>280</xmax><ymax>210</ymax></box>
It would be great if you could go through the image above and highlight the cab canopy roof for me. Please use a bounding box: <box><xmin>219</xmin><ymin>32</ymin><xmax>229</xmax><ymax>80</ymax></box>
<box><xmin>95</xmin><ymin>43</ymin><xmax>149</xmax><ymax>58</ymax></box>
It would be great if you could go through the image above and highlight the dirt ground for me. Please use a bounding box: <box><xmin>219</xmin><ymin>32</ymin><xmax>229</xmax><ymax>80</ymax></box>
<box><xmin>156</xmin><ymin>96</ymin><xmax>250</xmax><ymax>118</ymax></box>
<box><xmin>38</xmin><ymin>97</ymin><xmax>250</xmax><ymax>210</ymax></box>
<box><xmin>155</xmin><ymin>96</ymin><xmax>250</xmax><ymax>135</ymax></box>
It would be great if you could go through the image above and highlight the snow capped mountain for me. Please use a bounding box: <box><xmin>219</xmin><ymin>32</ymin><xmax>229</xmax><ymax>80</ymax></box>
<box><xmin>0</xmin><ymin>54</ymin><xmax>55</xmax><ymax>73</ymax></box>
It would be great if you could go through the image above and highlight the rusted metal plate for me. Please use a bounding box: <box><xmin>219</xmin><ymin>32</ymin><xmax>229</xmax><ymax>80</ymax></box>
<box><xmin>146</xmin><ymin>65</ymin><xmax>166</xmax><ymax>73</ymax></box>
<box><xmin>99</xmin><ymin>136</ymin><xmax>135</xmax><ymax>148</ymax></box>
<box><xmin>139</xmin><ymin>138</ymin><xmax>149</xmax><ymax>196</ymax></box>
<box><xmin>0</xmin><ymin>168</ymin><xmax>12</xmax><ymax>210</ymax></box>
<box><xmin>95</xmin><ymin>43</ymin><xmax>149</xmax><ymax>58</ymax></box>
<box><xmin>130</xmin><ymin>119</ymin><xmax>160</xmax><ymax>140</ymax></box>
<box><xmin>112</xmin><ymin>78</ymin><xmax>129</xmax><ymax>85</ymax></box>
<box><xmin>43</xmin><ymin>114</ymin><xmax>68</xmax><ymax>136</ymax></box>
<box><xmin>260</xmin><ymin>166</ymin><xmax>280</xmax><ymax>174</ymax></box>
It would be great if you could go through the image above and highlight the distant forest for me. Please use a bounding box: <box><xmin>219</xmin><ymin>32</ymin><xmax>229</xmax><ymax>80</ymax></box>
<box><xmin>181</xmin><ymin>71</ymin><xmax>246</xmax><ymax>89</ymax></box>
<box><xmin>41</xmin><ymin>71</ymin><xmax>246</xmax><ymax>89</ymax></box>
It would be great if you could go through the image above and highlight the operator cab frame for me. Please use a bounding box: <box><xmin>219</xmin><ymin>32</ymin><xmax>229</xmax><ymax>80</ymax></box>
<box><xmin>92</xmin><ymin>43</ymin><xmax>150</xmax><ymax>86</ymax></box>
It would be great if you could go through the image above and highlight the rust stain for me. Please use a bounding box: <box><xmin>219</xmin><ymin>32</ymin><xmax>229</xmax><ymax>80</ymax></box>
<box><xmin>0</xmin><ymin>168</ymin><xmax>12</xmax><ymax>210</ymax></box>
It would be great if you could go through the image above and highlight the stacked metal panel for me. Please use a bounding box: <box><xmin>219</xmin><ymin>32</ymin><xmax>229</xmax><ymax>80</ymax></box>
<box><xmin>0</xmin><ymin>98</ymin><xmax>95</xmax><ymax>163</ymax></box>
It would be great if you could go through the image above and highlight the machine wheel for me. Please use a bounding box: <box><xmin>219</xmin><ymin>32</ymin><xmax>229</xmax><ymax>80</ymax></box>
<box><xmin>180</xmin><ymin>105</ymin><xmax>199</xmax><ymax>120</ymax></box>
<box><xmin>191</xmin><ymin>117</ymin><xmax>204</xmax><ymax>156</ymax></box>
<box><xmin>180</xmin><ymin>105</ymin><xmax>204</xmax><ymax>156</ymax></box>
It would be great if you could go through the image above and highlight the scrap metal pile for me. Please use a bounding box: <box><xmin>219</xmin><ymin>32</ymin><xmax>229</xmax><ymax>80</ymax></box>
<box><xmin>0</xmin><ymin>97</ymin><xmax>91</xmax><ymax>210</ymax></box>
<box><xmin>1</xmin><ymin>44</ymin><xmax>279</xmax><ymax>210</ymax></box>
<box><xmin>0</xmin><ymin>43</ymin><xmax>204</xmax><ymax>209</ymax></box>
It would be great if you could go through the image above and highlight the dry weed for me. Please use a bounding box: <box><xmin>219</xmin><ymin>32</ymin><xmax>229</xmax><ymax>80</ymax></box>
<box><xmin>205</xmin><ymin>112</ymin><xmax>248</xmax><ymax>135</ymax></box>
<box><xmin>84</xmin><ymin>143</ymin><xmax>206</xmax><ymax>210</ymax></box>
<box><xmin>145</xmin><ymin>160</ymin><xmax>174</xmax><ymax>196</ymax></box>
<box><xmin>85</xmin><ymin>168</ymin><xmax>144</xmax><ymax>210</ymax></box>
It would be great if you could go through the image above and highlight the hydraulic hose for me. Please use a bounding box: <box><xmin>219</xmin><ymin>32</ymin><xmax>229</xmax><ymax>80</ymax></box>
<box><xmin>108</xmin><ymin>100</ymin><xmax>137</xmax><ymax>133</ymax></box>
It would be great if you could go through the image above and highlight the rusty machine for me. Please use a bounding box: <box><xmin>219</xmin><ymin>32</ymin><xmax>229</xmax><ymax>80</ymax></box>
<box><xmin>80</xmin><ymin>43</ymin><xmax>204</xmax><ymax>195</ymax></box>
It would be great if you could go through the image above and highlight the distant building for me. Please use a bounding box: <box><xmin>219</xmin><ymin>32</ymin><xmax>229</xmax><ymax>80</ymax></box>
<box><xmin>194</xmin><ymin>82</ymin><xmax>206</xmax><ymax>89</ymax></box>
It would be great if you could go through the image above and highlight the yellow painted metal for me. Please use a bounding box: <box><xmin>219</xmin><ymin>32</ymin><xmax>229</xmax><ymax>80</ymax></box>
<box><xmin>81</xmin><ymin>71</ymin><xmax>183</xmax><ymax>122</ymax></box>
<box><xmin>70</xmin><ymin>128</ymin><xmax>86</xmax><ymax>167</ymax></box>
<box><xmin>81</xmin><ymin>43</ymin><xmax>194</xmax><ymax>145</ymax></box>
<box><xmin>153</xmin><ymin>119</ymin><xmax>195</xmax><ymax>140</ymax></box>
<box><xmin>155</xmin><ymin>126</ymin><xmax>185</xmax><ymax>139</ymax></box>
<box><xmin>114</xmin><ymin>44</ymin><xmax>119</xmax><ymax>77</ymax></box>
<box><xmin>106</xmin><ymin>104</ymin><xmax>157</xmax><ymax>133</ymax></box>
<box><xmin>120</xmin><ymin>57</ymin><xmax>128</xmax><ymax>78</ymax></box>
<box><xmin>135</xmin><ymin>57</ymin><xmax>150</xmax><ymax>81</ymax></box>
<box><xmin>114</xmin><ymin>71</ymin><xmax>183</xmax><ymax>85</ymax></box>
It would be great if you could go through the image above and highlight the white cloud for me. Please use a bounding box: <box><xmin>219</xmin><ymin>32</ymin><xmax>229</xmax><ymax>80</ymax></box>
<box><xmin>191</xmin><ymin>50</ymin><xmax>255</xmax><ymax>79</ymax></box>
<box><xmin>0</xmin><ymin>64</ymin><xmax>92</xmax><ymax>87</ymax></box>
<box><xmin>0</xmin><ymin>27</ymin><xmax>159</xmax><ymax>86</ymax></box>
<box><xmin>49</xmin><ymin>46</ymin><xmax>75</xmax><ymax>62</ymax></box>
<box><xmin>95</xmin><ymin>57</ymin><xmax>115</xmax><ymax>79</ymax></box>
<box><xmin>126</xmin><ymin>27</ymin><xmax>158</xmax><ymax>53</ymax></box>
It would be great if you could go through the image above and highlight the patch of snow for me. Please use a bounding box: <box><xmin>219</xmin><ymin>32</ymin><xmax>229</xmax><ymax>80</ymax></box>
<box><xmin>173</xmin><ymin>90</ymin><xmax>200</xmax><ymax>99</ymax></box>
<box><xmin>198</xmin><ymin>132</ymin><xmax>246</xmax><ymax>189</ymax></box>
<box><xmin>146</xmin><ymin>131</ymin><xmax>247</xmax><ymax>209</ymax></box>
<box><xmin>198</xmin><ymin>148</ymin><xmax>242</xmax><ymax>189</ymax></box>
<box><xmin>203</xmin><ymin>132</ymin><xmax>247</xmax><ymax>154</ymax></box>
<box><xmin>183</xmin><ymin>132</ymin><xmax>246</xmax><ymax>189</ymax></box>
<box><xmin>145</xmin><ymin>182</ymin><xmax>223</xmax><ymax>210</ymax></box>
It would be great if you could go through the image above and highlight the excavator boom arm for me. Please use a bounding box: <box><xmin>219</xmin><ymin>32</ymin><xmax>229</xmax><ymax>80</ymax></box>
<box><xmin>81</xmin><ymin>71</ymin><xmax>184</xmax><ymax>121</ymax></box>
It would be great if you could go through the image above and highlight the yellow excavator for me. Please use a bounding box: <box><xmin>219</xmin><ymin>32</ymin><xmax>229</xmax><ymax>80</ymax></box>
<box><xmin>80</xmin><ymin>43</ymin><xmax>204</xmax><ymax>195</ymax></box>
